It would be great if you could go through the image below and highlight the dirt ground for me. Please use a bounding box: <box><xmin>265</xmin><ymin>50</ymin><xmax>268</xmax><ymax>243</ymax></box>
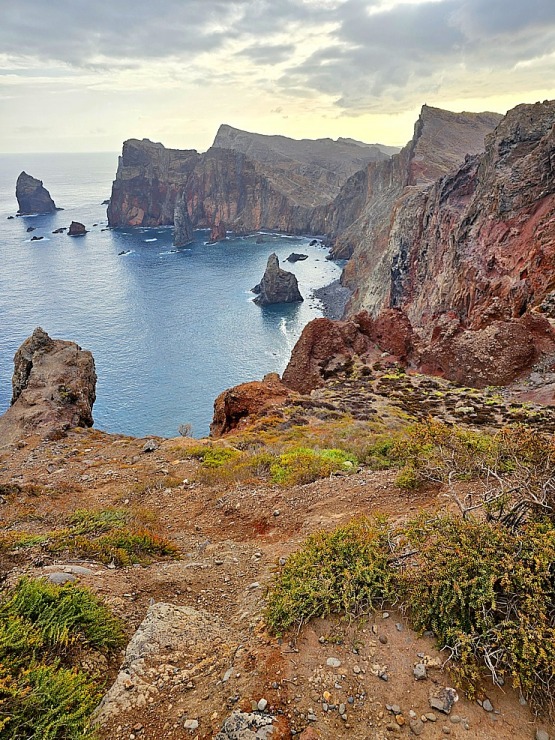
<box><xmin>0</xmin><ymin>428</ymin><xmax>553</xmax><ymax>740</ymax></box>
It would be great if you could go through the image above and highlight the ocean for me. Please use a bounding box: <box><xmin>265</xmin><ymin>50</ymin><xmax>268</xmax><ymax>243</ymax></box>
<box><xmin>0</xmin><ymin>153</ymin><xmax>342</xmax><ymax>438</ymax></box>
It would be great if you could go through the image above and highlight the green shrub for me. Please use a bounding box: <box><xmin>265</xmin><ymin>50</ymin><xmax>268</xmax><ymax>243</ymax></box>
<box><xmin>270</xmin><ymin>447</ymin><xmax>357</xmax><ymax>486</ymax></box>
<box><xmin>0</xmin><ymin>578</ymin><xmax>125</xmax><ymax>739</ymax></box>
<box><xmin>265</xmin><ymin>517</ymin><xmax>393</xmax><ymax>634</ymax></box>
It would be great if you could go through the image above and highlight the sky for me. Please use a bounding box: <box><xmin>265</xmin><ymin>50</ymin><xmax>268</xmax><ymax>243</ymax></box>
<box><xmin>1</xmin><ymin>0</ymin><xmax>555</xmax><ymax>153</ymax></box>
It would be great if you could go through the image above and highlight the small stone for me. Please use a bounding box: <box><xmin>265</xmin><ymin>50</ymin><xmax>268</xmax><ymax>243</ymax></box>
<box><xmin>307</xmin><ymin>713</ymin><xmax>317</xmax><ymax>722</ymax></box>
<box><xmin>323</xmin><ymin>691</ymin><xmax>332</xmax><ymax>702</ymax></box>
<box><xmin>326</xmin><ymin>658</ymin><xmax>341</xmax><ymax>668</ymax></box>
<box><xmin>425</xmin><ymin>713</ymin><xmax>437</xmax><ymax>722</ymax></box>
<box><xmin>409</xmin><ymin>710</ymin><xmax>417</xmax><ymax>719</ymax></box>
<box><xmin>409</xmin><ymin>719</ymin><xmax>425</xmax><ymax>736</ymax></box>
<box><xmin>383</xmin><ymin>612</ymin><xmax>390</xmax><ymax>619</ymax></box>
<box><xmin>379</xmin><ymin>635</ymin><xmax>388</xmax><ymax>645</ymax></box>
<box><xmin>47</xmin><ymin>572</ymin><xmax>77</xmax><ymax>585</ymax></box>
<box><xmin>322</xmin><ymin>703</ymin><xmax>328</xmax><ymax>712</ymax></box>
<box><xmin>442</xmin><ymin>726</ymin><xmax>451</xmax><ymax>735</ymax></box>
<box><xmin>279</xmin><ymin>557</ymin><xmax>286</xmax><ymax>566</ymax></box>
<box><xmin>387</xmin><ymin>705</ymin><xmax>401</xmax><ymax>715</ymax></box>
<box><xmin>396</xmin><ymin>715</ymin><xmax>405</xmax><ymax>726</ymax></box>
<box><xmin>142</xmin><ymin>439</ymin><xmax>158</xmax><ymax>453</ymax></box>
<box><xmin>248</xmin><ymin>582</ymin><xmax>260</xmax><ymax>590</ymax></box>
<box><xmin>184</xmin><ymin>719</ymin><xmax>199</xmax><ymax>731</ymax></box>
<box><xmin>257</xmin><ymin>698</ymin><xmax>268</xmax><ymax>711</ymax></box>
<box><xmin>450</xmin><ymin>715</ymin><xmax>461</xmax><ymax>724</ymax></box>
<box><xmin>339</xmin><ymin>703</ymin><xmax>346</xmax><ymax>715</ymax></box>
<box><xmin>429</xmin><ymin>687</ymin><xmax>458</xmax><ymax>715</ymax></box>
<box><xmin>395</xmin><ymin>623</ymin><xmax>403</xmax><ymax>632</ymax></box>
<box><xmin>482</xmin><ymin>699</ymin><xmax>493</xmax><ymax>712</ymax></box>
<box><xmin>215</xmin><ymin>559</ymin><xmax>224</xmax><ymax>565</ymax></box>
<box><xmin>273</xmin><ymin>509</ymin><xmax>280</xmax><ymax>517</ymax></box>
<box><xmin>536</xmin><ymin>731</ymin><xmax>550</xmax><ymax>740</ymax></box>
<box><xmin>353</xmin><ymin>665</ymin><xmax>361</xmax><ymax>674</ymax></box>
<box><xmin>413</xmin><ymin>663</ymin><xmax>427</xmax><ymax>681</ymax></box>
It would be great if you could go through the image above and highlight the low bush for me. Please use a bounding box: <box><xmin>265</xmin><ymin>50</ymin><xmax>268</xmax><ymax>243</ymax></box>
<box><xmin>266</xmin><ymin>512</ymin><xmax>555</xmax><ymax>719</ymax></box>
<box><xmin>0</xmin><ymin>577</ymin><xmax>125</xmax><ymax>739</ymax></box>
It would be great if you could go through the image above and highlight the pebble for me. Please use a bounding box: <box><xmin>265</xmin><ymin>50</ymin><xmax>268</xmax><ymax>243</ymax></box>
<box><xmin>450</xmin><ymin>715</ymin><xmax>461</xmax><ymax>724</ymax></box>
<box><xmin>326</xmin><ymin>657</ymin><xmax>341</xmax><ymax>668</ymax></box>
<box><xmin>222</xmin><ymin>668</ymin><xmax>233</xmax><ymax>682</ymax></box>
<box><xmin>536</xmin><ymin>732</ymin><xmax>550</xmax><ymax>740</ymax></box>
<box><xmin>409</xmin><ymin>718</ymin><xmax>425</xmax><ymax>736</ymax></box>
<box><xmin>395</xmin><ymin>623</ymin><xmax>403</xmax><ymax>631</ymax></box>
<box><xmin>383</xmin><ymin>612</ymin><xmax>390</xmax><ymax>619</ymax></box>
<box><xmin>387</xmin><ymin>704</ymin><xmax>401</xmax><ymax>715</ymax></box>
<box><xmin>257</xmin><ymin>698</ymin><xmax>268</xmax><ymax>711</ymax></box>
<box><xmin>273</xmin><ymin>509</ymin><xmax>280</xmax><ymax>517</ymax></box>
<box><xmin>442</xmin><ymin>726</ymin><xmax>451</xmax><ymax>735</ymax></box>
<box><xmin>323</xmin><ymin>691</ymin><xmax>332</xmax><ymax>702</ymax></box>
<box><xmin>396</xmin><ymin>715</ymin><xmax>405</xmax><ymax>726</ymax></box>
<box><xmin>322</xmin><ymin>703</ymin><xmax>328</xmax><ymax>712</ymax></box>
<box><xmin>353</xmin><ymin>665</ymin><xmax>361</xmax><ymax>674</ymax></box>
<box><xmin>379</xmin><ymin>635</ymin><xmax>388</xmax><ymax>645</ymax></box>
<box><xmin>184</xmin><ymin>719</ymin><xmax>199</xmax><ymax>731</ymax></box>
<box><xmin>279</xmin><ymin>557</ymin><xmax>286</xmax><ymax>566</ymax></box>
<box><xmin>425</xmin><ymin>712</ymin><xmax>437</xmax><ymax>722</ymax></box>
<box><xmin>307</xmin><ymin>713</ymin><xmax>317</xmax><ymax>722</ymax></box>
<box><xmin>347</xmin><ymin>697</ymin><xmax>354</xmax><ymax>704</ymax></box>
<box><xmin>482</xmin><ymin>698</ymin><xmax>493</xmax><ymax>712</ymax></box>
<box><xmin>413</xmin><ymin>663</ymin><xmax>427</xmax><ymax>681</ymax></box>
<box><xmin>248</xmin><ymin>582</ymin><xmax>260</xmax><ymax>590</ymax></box>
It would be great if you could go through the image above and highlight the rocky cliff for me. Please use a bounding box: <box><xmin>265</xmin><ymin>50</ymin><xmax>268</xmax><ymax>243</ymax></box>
<box><xmin>293</xmin><ymin>100</ymin><xmax>555</xmax><ymax>389</ymax></box>
<box><xmin>0</xmin><ymin>328</ymin><xmax>96</xmax><ymax>445</ymax></box>
<box><xmin>107</xmin><ymin>126</ymin><xmax>392</xmax><ymax>237</ymax></box>
<box><xmin>319</xmin><ymin>106</ymin><xmax>503</xmax><ymax>261</ymax></box>
<box><xmin>16</xmin><ymin>171</ymin><xmax>58</xmax><ymax>215</ymax></box>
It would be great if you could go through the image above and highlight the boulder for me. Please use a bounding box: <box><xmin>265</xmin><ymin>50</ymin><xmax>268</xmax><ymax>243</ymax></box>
<box><xmin>16</xmin><ymin>171</ymin><xmax>57</xmax><ymax>215</ymax></box>
<box><xmin>211</xmin><ymin>373</ymin><xmax>293</xmax><ymax>437</ymax></box>
<box><xmin>208</xmin><ymin>221</ymin><xmax>226</xmax><ymax>243</ymax></box>
<box><xmin>0</xmin><ymin>327</ymin><xmax>96</xmax><ymax>445</ymax></box>
<box><xmin>286</xmin><ymin>253</ymin><xmax>308</xmax><ymax>262</ymax></box>
<box><xmin>252</xmin><ymin>254</ymin><xmax>303</xmax><ymax>306</ymax></box>
<box><xmin>68</xmin><ymin>221</ymin><xmax>86</xmax><ymax>236</ymax></box>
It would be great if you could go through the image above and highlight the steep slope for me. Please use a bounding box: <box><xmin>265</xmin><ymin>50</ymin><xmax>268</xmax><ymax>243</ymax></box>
<box><xmin>322</xmin><ymin>106</ymin><xmax>502</xmax><ymax>261</ymax></box>
<box><xmin>212</xmin><ymin>123</ymin><xmax>390</xmax><ymax>204</ymax></box>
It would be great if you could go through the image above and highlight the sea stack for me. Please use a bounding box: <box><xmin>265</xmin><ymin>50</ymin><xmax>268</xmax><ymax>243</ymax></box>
<box><xmin>252</xmin><ymin>253</ymin><xmax>303</xmax><ymax>306</ymax></box>
<box><xmin>68</xmin><ymin>221</ymin><xmax>87</xmax><ymax>236</ymax></box>
<box><xmin>16</xmin><ymin>172</ymin><xmax>57</xmax><ymax>215</ymax></box>
<box><xmin>173</xmin><ymin>193</ymin><xmax>194</xmax><ymax>246</ymax></box>
<box><xmin>208</xmin><ymin>221</ymin><xmax>226</xmax><ymax>244</ymax></box>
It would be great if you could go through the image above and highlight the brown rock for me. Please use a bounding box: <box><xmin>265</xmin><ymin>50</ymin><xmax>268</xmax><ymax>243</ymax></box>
<box><xmin>211</xmin><ymin>373</ymin><xmax>293</xmax><ymax>437</ymax></box>
<box><xmin>68</xmin><ymin>221</ymin><xmax>86</xmax><ymax>236</ymax></box>
<box><xmin>282</xmin><ymin>316</ymin><xmax>377</xmax><ymax>394</ymax></box>
<box><xmin>16</xmin><ymin>171</ymin><xmax>57</xmax><ymax>214</ymax></box>
<box><xmin>252</xmin><ymin>254</ymin><xmax>303</xmax><ymax>306</ymax></box>
<box><xmin>208</xmin><ymin>221</ymin><xmax>226</xmax><ymax>243</ymax></box>
<box><xmin>298</xmin><ymin>728</ymin><xmax>321</xmax><ymax>740</ymax></box>
<box><xmin>0</xmin><ymin>327</ymin><xmax>96</xmax><ymax>445</ymax></box>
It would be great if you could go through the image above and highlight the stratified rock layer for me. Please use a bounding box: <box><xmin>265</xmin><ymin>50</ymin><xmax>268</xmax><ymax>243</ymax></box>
<box><xmin>0</xmin><ymin>328</ymin><xmax>96</xmax><ymax>444</ymax></box>
<box><xmin>252</xmin><ymin>254</ymin><xmax>303</xmax><ymax>306</ymax></box>
<box><xmin>16</xmin><ymin>171</ymin><xmax>57</xmax><ymax>214</ymax></box>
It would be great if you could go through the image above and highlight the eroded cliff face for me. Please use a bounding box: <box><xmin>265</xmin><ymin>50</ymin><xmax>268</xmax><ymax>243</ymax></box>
<box><xmin>107</xmin><ymin>126</ymin><xmax>391</xmax><ymax>236</ymax></box>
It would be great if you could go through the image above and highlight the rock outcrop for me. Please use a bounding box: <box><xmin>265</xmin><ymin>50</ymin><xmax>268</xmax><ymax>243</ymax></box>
<box><xmin>208</xmin><ymin>221</ymin><xmax>226</xmax><ymax>243</ymax></box>
<box><xmin>68</xmin><ymin>221</ymin><xmax>86</xmax><ymax>236</ymax></box>
<box><xmin>211</xmin><ymin>372</ymin><xmax>293</xmax><ymax>437</ymax></box>
<box><xmin>0</xmin><ymin>328</ymin><xmax>96</xmax><ymax>445</ymax></box>
<box><xmin>16</xmin><ymin>172</ymin><xmax>57</xmax><ymax>215</ymax></box>
<box><xmin>252</xmin><ymin>254</ymin><xmax>303</xmax><ymax>306</ymax></box>
<box><xmin>173</xmin><ymin>192</ymin><xmax>194</xmax><ymax>246</ymax></box>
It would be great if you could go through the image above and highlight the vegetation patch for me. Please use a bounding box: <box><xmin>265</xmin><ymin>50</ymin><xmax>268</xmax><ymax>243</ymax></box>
<box><xmin>266</xmin><ymin>512</ymin><xmax>555</xmax><ymax>719</ymax></box>
<box><xmin>0</xmin><ymin>577</ymin><xmax>125</xmax><ymax>739</ymax></box>
<box><xmin>0</xmin><ymin>508</ymin><xmax>178</xmax><ymax>567</ymax></box>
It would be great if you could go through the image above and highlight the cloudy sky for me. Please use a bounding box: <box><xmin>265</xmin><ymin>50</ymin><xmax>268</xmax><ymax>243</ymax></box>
<box><xmin>2</xmin><ymin>0</ymin><xmax>555</xmax><ymax>152</ymax></box>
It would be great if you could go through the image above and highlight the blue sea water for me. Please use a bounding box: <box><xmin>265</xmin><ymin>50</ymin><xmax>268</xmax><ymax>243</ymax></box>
<box><xmin>0</xmin><ymin>153</ymin><xmax>342</xmax><ymax>437</ymax></box>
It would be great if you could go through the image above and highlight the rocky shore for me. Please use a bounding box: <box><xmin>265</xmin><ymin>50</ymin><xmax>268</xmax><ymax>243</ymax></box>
<box><xmin>312</xmin><ymin>279</ymin><xmax>351</xmax><ymax>320</ymax></box>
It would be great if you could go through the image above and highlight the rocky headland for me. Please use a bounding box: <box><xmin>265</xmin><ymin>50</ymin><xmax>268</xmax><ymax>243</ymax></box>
<box><xmin>252</xmin><ymin>253</ymin><xmax>303</xmax><ymax>306</ymax></box>
<box><xmin>16</xmin><ymin>171</ymin><xmax>58</xmax><ymax>214</ymax></box>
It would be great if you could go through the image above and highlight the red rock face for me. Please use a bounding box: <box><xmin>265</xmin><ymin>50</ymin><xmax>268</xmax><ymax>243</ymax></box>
<box><xmin>0</xmin><ymin>328</ymin><xmax>96</xmax><ymax>445</ymax></box>
<box><xmin>210</xmin><ymin>373</ymin><xmax>293</xmax><ymax>437</ymax></box>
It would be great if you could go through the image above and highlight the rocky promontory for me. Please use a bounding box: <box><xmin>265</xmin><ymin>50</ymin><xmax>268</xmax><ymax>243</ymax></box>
<box><xmin>251</xmin><ymin>253</ymin><xmax>303</xmax><ymax>306</ymax></box>
<box><xmin>0</xmin><ymin>328</ymin><xmax>96</xmax><ymax>445</ymax></box>
<box><xmin>15</xmin><ymin>171</ymin><xmax>58</xmax><ymax>215</ymax></box>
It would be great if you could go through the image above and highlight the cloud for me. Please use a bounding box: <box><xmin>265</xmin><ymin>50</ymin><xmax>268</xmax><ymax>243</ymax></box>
<box><xmin>238</xmin><ymin>43</ymin><xmax>297</xmax><ymax>66</ymax></box>
<box><xmin>278</xmin><ymin>0</ymin><xmax>555</xmax><ymax>111</ymax></box>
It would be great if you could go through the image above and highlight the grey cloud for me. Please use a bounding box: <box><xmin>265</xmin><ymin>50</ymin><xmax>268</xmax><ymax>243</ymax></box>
<box><xmin>238</xmin><ymin>43</ymin><xmax>297</xmax><ymax>65</ymax></box>
<box><xmin>279</xmin><ymin>0</ymin><xmax>555</xmax><ymax>110</ymax></box>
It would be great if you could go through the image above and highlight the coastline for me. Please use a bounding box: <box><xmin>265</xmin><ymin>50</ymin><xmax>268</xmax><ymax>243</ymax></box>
<box><xmin>312</xmin><ymin>278</ymin><xmax>351</xmax><ymax>320</ymax></box>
